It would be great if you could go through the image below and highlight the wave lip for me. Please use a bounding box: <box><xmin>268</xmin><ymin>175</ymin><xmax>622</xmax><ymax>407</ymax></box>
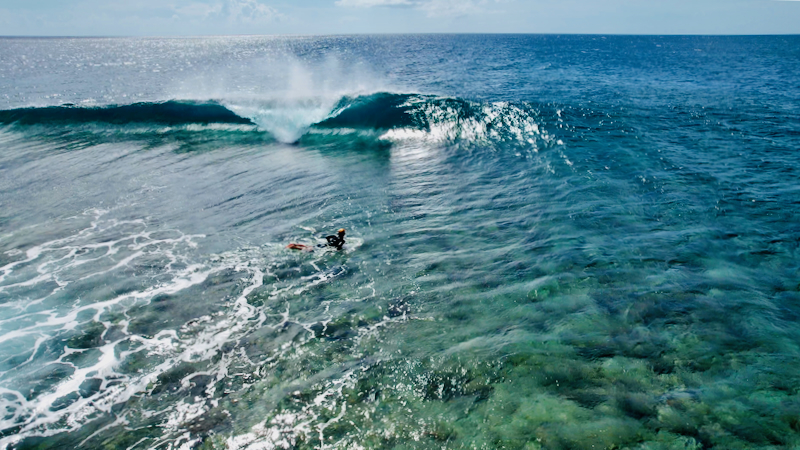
<box><xmin>314</xmin><ymin>92</ymin><xmax>547</xmax><ymax>146</ymax></box>
<box><xmin>0</xmin><ymin>94</ymin><xmax>550</xmax><ymax>148</ymax></box>
<box><xmin>316</xmin><ymin>93</ymin><xmax>429</xmax><ymax>130</ymax></box>
<box><xmin>0</xmin><ymin>101</ymin><xmax>254</xmax><ymax>126</ymax></box>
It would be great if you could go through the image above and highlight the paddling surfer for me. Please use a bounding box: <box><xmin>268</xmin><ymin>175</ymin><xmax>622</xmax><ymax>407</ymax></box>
<box><xmin>287</xmin><ymin>228</ymin><xmax>346</xmax><ymax>252</ymax></box>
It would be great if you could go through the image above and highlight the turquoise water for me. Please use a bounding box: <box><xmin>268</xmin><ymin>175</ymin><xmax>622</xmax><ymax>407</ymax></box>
<box><xmin>0</xmin><ymin>35</ymin><xmax>799</xmax><ymax>449</ymax></box>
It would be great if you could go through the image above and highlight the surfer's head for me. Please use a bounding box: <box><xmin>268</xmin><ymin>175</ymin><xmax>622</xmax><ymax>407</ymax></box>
<box><xmin>338</xmin><ymin>228</ymin><xmax>346</xmax><ymax>236</ymax></box>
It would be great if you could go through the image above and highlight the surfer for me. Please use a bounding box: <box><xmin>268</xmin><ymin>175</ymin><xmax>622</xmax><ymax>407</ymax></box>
<box><xmin>287</xmin><ymin>228</ymin><xmax>346</xmax><ymax>251</ymax></box>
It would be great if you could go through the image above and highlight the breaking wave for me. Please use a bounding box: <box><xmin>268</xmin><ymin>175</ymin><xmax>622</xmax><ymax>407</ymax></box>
<box><xmin>0</xmin><ymin>94</ymin><xmax>551</xmax><ymax>146</ymax></box>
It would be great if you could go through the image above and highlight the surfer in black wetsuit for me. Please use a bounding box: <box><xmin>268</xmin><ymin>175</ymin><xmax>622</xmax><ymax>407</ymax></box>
<box><xmin>324</xmin><ymin>228</ymin><xmax>346</xmax><ymax>250</ymax></box>
<box><xmin>287</xmin><ymin>228</ymin><xmax>346</xmax><ymax>251</ymax></box>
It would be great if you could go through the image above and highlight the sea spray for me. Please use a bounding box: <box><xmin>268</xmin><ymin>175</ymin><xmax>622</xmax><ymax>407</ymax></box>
<box><xmin>182</xmin><ymin>54</ymin><xmax>392</xmax><ymax>143</ymax></box>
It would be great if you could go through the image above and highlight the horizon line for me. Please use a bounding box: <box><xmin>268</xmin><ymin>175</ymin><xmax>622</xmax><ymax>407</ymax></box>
<box><xmin>2</xmin><ymin>32</ymin><xmax>800</xmax><ymax>39</ymax></box>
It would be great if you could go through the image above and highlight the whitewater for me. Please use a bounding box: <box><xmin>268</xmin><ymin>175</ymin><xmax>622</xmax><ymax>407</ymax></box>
<box><xmin>1</xmin><ymin>35</ymin><xmax>800</xmax><ymax>450</ymax></box>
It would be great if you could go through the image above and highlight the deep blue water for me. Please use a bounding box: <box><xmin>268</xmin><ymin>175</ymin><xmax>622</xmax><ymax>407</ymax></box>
<box><xmin>0</xmin><ymin>35</ymin><xmax>799</xmax><ymax>449</ymax></box>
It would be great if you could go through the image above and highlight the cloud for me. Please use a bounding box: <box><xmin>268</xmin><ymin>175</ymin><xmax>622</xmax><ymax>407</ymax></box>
<box><xmin>335</xmin><ymin>0</ymin><xmax>413</xmax><ymax>6</ymax></box>
<box><xmin>174</xmin><ymin>3</ymin><xmax>223</xmax><ymax>18</ymax></box>
<box><xmin>174</xmin><ymin>0</ymin><xmax>282</xmax><ymax>23</ymax></box>
<box><xmin>222</xmin><ymin>0</ymin><xmax>282</xmax><ymax>22</ymax></box>
<box><xmin>335</xmin><ymin>0</ymin><xmax>503</xmax><ymax>17</ymax></box>
<box><xmin>419</xmin><ymin>0</ymin><xmax>485</xmax><ymax>16</ymax></box>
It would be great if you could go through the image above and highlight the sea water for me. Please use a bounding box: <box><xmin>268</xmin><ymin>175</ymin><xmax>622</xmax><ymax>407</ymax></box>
<box><xmin>0</xmin><ymin>35</ymin><xmax>799</xmax><ymax>449</ymax></box>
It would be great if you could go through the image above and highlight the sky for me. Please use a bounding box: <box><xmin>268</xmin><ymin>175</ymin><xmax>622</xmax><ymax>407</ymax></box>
<box><xmin>0</xmin><ymin>0</ymin><xmax>798</xmax><ymax>36</ymax></box>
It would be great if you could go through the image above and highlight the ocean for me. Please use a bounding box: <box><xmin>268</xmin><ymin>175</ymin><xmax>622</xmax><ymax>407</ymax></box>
<box><xmin>0</xmin><ymin>35</ymin><xmax>799</xmax><ymax>449</ymax></box>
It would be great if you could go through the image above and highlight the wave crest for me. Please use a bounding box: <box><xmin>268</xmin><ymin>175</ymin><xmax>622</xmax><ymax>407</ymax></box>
<box><xmin>316</xmin><ymin>93</ymin><xmax>547</xmax><ymax>145</ymax></box>
<box><xmin>0</xmin><ymin>94</ymin><xmax>550</xmax><ymax>146</ymax></box>
<box><xmin>0</xmin><ymin>101</ymin><xmax>253</xmax><ymax>126</ymax></box>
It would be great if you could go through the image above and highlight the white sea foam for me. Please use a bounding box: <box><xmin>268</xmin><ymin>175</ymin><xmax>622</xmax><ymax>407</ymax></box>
<box><xmin>378</xmin><ymin>100</ymin><xmax>551</xmax><ymax>151</ymax></box>
<box><xmin>227</xmin><ymin>100</ymin><xmax>336</xmax><ymax>144</ymax></box>
<box><xmin>0</xmin><ymin>210</ymin><xmax>373</xmax><ymax>448</ymax></box>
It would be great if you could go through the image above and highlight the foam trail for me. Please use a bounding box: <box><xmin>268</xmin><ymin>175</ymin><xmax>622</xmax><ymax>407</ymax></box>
<box><xmin>0</xmin><ymin>210</ymin><xmax>371</xmax><ymax>448</ymax></box>
<box><xmin>0</xmin><ymin>210</ymin><xmax>225</xmax><ymax>447</ymax></box>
